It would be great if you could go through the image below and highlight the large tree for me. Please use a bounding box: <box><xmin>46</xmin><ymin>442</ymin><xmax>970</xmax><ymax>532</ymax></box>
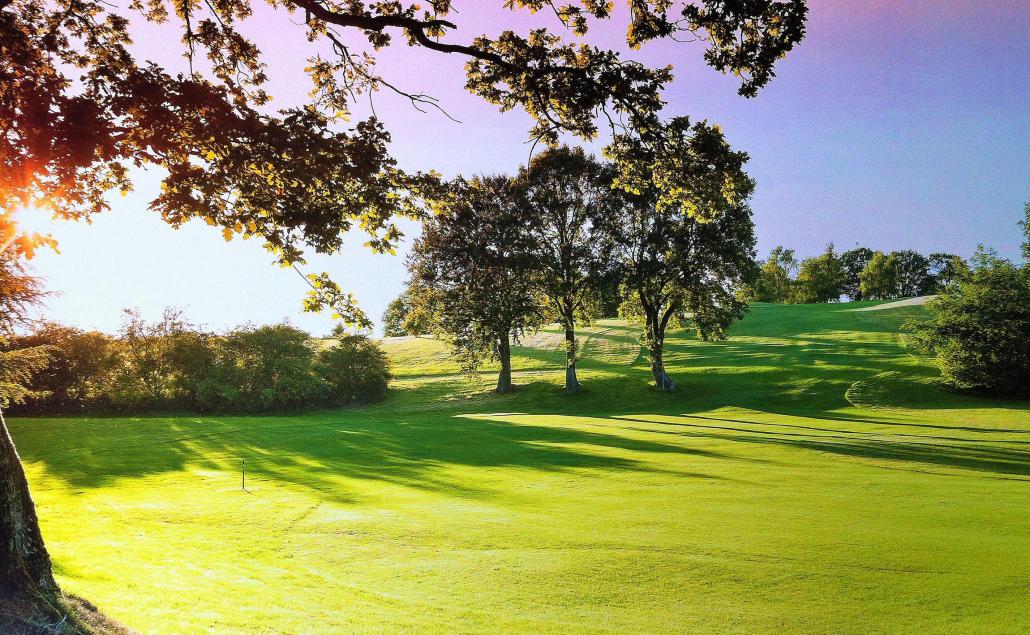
<box><xmin>605</xmin><ymin>118</ymin><xmax>757</xmax><ymax>390</ymax></box>
<box><xmin>409</xmin><ymin>177</ymin><xmax>545</xmax><ymax>393</ymax></box>
<box><xmin>520</xmin><ymin>146</ymin><xmax>616</xmax><ymax>393</ymax></box>
<box><xmin>2</xmin><ymin>0</ymin><xmax>806</xmax><ymax>620</ymax></box>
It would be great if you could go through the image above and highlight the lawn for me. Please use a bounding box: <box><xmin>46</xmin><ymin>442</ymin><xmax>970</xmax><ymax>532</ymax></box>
<box><xmin>10</xmin><ymin>302</ymin><xmax>1030</xmax><ymax>633</ymax></box>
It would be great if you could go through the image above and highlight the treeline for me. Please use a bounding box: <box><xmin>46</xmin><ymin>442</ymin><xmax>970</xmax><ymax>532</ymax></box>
<box><xmin>4</xmin><ymin>308</ymin><xmax>390</xmax><ymax>415</ymax></box>
<box><xmin>746</xmin><ymin>245</ymin><xmax>968</xmax><ymax>304</ymax></box>
<box><xmin>384</xmin><ymin>126</ymin><xmax>758</xmax><ymax>394</ymax></box>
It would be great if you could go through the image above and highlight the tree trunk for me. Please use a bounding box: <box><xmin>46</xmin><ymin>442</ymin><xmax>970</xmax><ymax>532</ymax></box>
<box><xmin>0</xmin><ymin>407</ymin><xmax>59</xmax><ymax>607</ymax></box>
<box><xmin>496</xmin><ymin>334</ymin><xmax>513</xmax><ymax>394</ymax></box>
<box><xmin>564</xmin><ymin>326</ymin><xmax>580</xmax><ymax>393</ymax></box>
<box><xmin>645</xmin><ymin>310</ymin><xmax>676</xmax><ymax>391</ymax></box>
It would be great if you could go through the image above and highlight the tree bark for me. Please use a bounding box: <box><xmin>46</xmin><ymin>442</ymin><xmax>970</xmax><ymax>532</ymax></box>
<box><xmin>496</xmin><ymin>334</ymin><xmax>513</xmax><ymax>394</ymax></box>
<box><xmin>645</xmin><ymin>309</ymin><xmax>676</xmax><ymax>391</ymax></box>
<box><xmin>0</xmin><ymin>406</ymin><xmax>59</xmax><ymax>607</ymax></box>
<box><xmin>564</xmin><ymin>326</ymin><xmax>580</xmax><ymax>393</ymax></box>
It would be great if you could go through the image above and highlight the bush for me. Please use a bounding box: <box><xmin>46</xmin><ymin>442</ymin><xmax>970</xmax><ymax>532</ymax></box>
<box><xmin>316</xmin><ymin>333</ymin><xmax>391</xmax><ymax>405</ymax></box>
<box><xmin>7</xmin><ymin>313</ymin><xmax>393</xmax><ymax>414</ymax></box>
<box><xmin>907</xmin><ymin>251</ymin><xmax>1030</xmax><ymax>397</ymax></box>
<box><xmin>198</xmin><ymin>324</ymin><xmax>328</xmax><ymax>412</ymax></box>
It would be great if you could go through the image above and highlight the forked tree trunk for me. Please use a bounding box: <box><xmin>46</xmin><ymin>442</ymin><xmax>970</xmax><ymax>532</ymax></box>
<box><xmin>496</xmin><ymin>334</ymin><xmax>513</xmax><ymax>394</ymax></box>
<box><xmin>564</xmin><ymin>326</ymin><xmax>580</xmax><ymax>393</ymax></box>
<box><xmin>0</xmin><ymin>407</ymin><xmax>59</xmax><ymax>607</ymax></box>
<box><xmin>645</xmin><ymin>309</ymin><xmax>676</xmax><ymax>391</ymax></box>
<box><xmin>649</xmin><ymin>346</ymin><xmax>676</xmax><ymax>391</ymax></box>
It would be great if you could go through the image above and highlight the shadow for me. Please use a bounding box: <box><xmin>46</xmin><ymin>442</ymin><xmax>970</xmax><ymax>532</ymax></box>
<box><xmin>612</xmin><ymin>415</ymin><xmax>1030</xmax><ymax>477</ymax></box>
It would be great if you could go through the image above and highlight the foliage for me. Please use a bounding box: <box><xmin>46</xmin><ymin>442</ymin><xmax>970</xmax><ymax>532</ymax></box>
<box><xmin>316</xmin><ymin>328</ymin><xmax>391</xmax><ymax>405</ymax></box>
<box><xmin>908</xmin><ymin>249</ymin><xmax>1030</xmax><ymax>397</ymax></box>
<box><xmin>927</xmin><ymin>252</ymin><xmax>969</xmax><ymax>292</ymax></box>
<box><xmin>6</xmin><ymin>324</ymin><xmax>118</xmax><ymax>413</ymax></box>
<box><xmin>0</xmin><ymin>254</ymin><xmax>49</xmax><ymax>408</ymax></box>
<box><xmin>859</xmin><ymin>251</ymin><xmax>899</xmax><ymax>300</ymax></box>
<box><xmin>2</xmin><ymin>0</ymin><xmax>806</xmax><ymax>319</ymax></box>
<box><xmin>839</xmin><ymin>246</ymin><xmax>873</xmax><ymax>301</ymax></box>
<box><xmin>605</xmin><ymin>117</ymin><xmax>757</xmax><ymax>389</ymax></box>
<box><xmin>750</xmin><ymin>246</ymin><xmax>796</xmax><ymax>303</ymax></box>
<box><xmin>7</xmin><ymin>315</ymin><xmax>393</xmax><ymax>414</ymax></box>
<box><xmin>792</xmin><ymin>243</ymin><xmax>845</xmax><ymax>303</ymax></box>
<box><xmin>382</xmin><ymin>287</ymin><xmax>436</xmax><ymax>337</ymax></box>
<box><xmin>1021</xmin><ymin>202</ymin><xmax>1030</xmax><ymax>261</ymax></box>
<box><xmin>889</xmin><ymin>249</ymin><xmax>934</xmax><ymax>297</ymax></box>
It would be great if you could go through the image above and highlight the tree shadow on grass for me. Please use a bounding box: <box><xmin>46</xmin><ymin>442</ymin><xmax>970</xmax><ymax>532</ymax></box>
<box><xmin>611</xmin><ymin>415</ymin><xmax>1030</xmax><ymax>477</ymax></box>
<box><xmin>13</xmin><ymin>409</ymin><xmax>729</xmax><ymax>503</ymax></box>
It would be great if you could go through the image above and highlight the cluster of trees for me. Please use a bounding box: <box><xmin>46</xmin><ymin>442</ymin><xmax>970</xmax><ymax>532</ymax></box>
<box><xmin>3</xmin><ymin>308</ymin><xmax>391</xmax><ymax>415</ymax></box>
<box><xmin>391</xmin><ymin>125</ymin><xmax>758</xmax><ymax>395</ymax></box>
<box><xmin>908</xmin><ymin>205</ymin><xmax>1030</xmax><ymax>397</ymax></box>
<box><xmin>748</xmin><ymin>244</ymin><xmax>968</xmax><ymax>303</ymax></box>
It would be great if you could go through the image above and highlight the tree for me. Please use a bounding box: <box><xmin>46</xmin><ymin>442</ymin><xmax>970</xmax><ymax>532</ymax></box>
<box><xmin>606</xmin><ymin>118</ymin><xmax>757</xmax><ymax>390</ymax></box>
<box><xmin>382</xmin><ymin>294</ymin><xmax>411</xmax><ymax>338</ymax></box>
<box><xmin>927</xmin><ymin>253</ymin><xmax>969</xmax><ymax>293</ymax></box>
<box><xmin>890</xmin><ymin>249</ymin><xmax>933</xmax><ymax>297</ymax></box>
<box><xmin>409</xmin><ymin>177</ymin><xmax>545</xmax><ymax>394</ymax></box>
<box><xmin>751</xmin><ymin>246</ymin><xmax>796</xmax><ymax>303</ymax></box>
<box><xmin>0</xmin><ymin>252</ymin><xmax>61</xmax><ymax>621</ymax></box>
<box><xmin>908</xmin><ymin>248</ymin><xmax>1030</xmax><ymax>396</ymax></box>
<box><xmin>792</xmin><ymin>243</ymin><xmax>845</xmax><ymax>303</ymax></box>
<box><xmin>6</xmin><ymin>324</ymin><xmax>119</xmax><ymax>414</ymax></box>
<box><xmin>520</xmin><ymin>146</ymin><xmax>617</xmax><ymax>393</ymax></box>
<box><xmin>859</xmin><ymin>251</ymin><xmax>899</xmax><ymax>301</ymax></box>
<box><xmin>840</xmin><ymin>246</ymin><xmax>873</xmax><ymax>301</ymax></box>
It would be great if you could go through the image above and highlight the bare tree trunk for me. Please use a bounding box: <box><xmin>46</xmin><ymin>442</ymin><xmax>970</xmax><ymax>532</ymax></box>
<box><xmin>645</xmin><ymin>310</ymin><xmax>676</xmax><ymax>391</ymax></box>
<box><xmin>564</xmin><ymin>326</ymin><xmax>580</xmax><ymax>393</ymax></box>
<box><xmin>496</xmin><ymin>334</ymin><xmax>513</xmax><ymax>394</ymax></box>
<box><xmin>0</xmin><ymin>406</ymin><xmax>59</xmax><ymax>608</ymax></box>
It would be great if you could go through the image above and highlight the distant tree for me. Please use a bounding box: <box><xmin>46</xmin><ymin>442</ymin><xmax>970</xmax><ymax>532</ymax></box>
<box><xmin>859</xmin><ymin>251</ymin><xmax>900</xmax><ymax>300</ymax></box>
<box><xmin>409</xmin><ymin>176</ymin><xmax>545</xmax><ymax>394</ymax></box>
<box><xmin>1021</xmin><ymin>202</ymin><xmax>1030</xmax><ymax>261</ymax></box>
<box><xmin>520</xmin><ymin>146</ymin><xmax>617</xmax><ymax>393</ymax></box>
<box><xmin>908</xmin><ymin>248</ymin><xmax>1030</xmax><ymax>397</ymax></box>
<box><xmin>752</xmin><ymin>246</ymin><xmax>797</xmax><ymax>303</ymax></box>
<box><xmin>316</xmin><ymin>327</ymin><xmax>391</xmax><ymax>405</ymax></box>
<box><xmin>889</xmin><ymin>250</ymin><xmax>934</xmax><ymax>297</ymax></box>
<box><xmin>606</xmin><ymin>118</ymin><xmax>757</xmax><ymax>390</ymax></box>
<box><xmin>381</xmin><ymin>294</ymin><xmax>409</xmax><ymax>337</ymax></box>
<box><xmin>199</xmin><ymin>324</ymin><xmax>327</xmax><ymax>412</ymax></box>
<box><xmin>927</xmin><ymin>253</ymin><xmax>969</xmax><ymax>293</ymax></box>
<box><xmin>840</xmin><ymin>246</ymin><xmax>874</xmax><ymax>301</ymax></box>
<box><xmin>6</xmin><ymin>324</ymin><xmax>119</xmax><ymax>414</ymax></box>
<box><xmin>793</xmin><ymin>243</ymin><xmax>846</xmax><ymax>303</ymax></box>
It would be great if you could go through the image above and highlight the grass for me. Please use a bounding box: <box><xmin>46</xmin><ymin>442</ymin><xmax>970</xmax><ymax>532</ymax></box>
<box><xmin>9</xmin><ymin>302</ymin><xmax>1030</xmax><ymax>633</ymax></box>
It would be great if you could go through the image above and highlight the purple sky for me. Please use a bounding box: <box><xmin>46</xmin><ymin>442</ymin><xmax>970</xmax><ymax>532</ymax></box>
<box><xmin>20</xmin><ymin>0</ymin><xmax>1030</xmax><ymax>335</ymax></box>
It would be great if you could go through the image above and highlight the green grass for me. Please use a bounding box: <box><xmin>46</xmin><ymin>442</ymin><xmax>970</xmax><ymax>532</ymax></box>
<box><xmin>10</xmin><ymin>302</ymin><xmax>1030</xmax><ymax>633</ymax></box>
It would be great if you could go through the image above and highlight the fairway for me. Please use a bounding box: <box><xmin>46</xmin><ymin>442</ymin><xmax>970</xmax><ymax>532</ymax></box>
<box><xmin>10</xmin><ymin>302</ymin><xmax>1030</xmax><ymax>633</ymax></box>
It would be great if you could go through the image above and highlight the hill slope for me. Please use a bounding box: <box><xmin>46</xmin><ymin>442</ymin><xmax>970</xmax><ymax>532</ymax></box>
<box><xmin>10</xmin><ymin>302</ymin><xmax>1030</xmax><ymax>633</ymax></box>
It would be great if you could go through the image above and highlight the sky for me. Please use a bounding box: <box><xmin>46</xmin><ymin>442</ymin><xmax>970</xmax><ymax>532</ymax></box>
<box><xmin>17</xmin><ymin>0</ymin><xmax>1030</xmax><ymax>336</ymax></box>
